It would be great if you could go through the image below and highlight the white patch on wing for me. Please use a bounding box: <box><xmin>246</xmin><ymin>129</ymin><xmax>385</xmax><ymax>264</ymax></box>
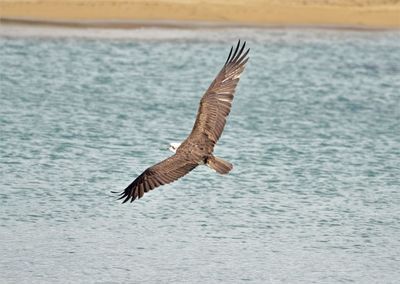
<box><xmin>169</xmin><ymin>142</ymin><xmax>182</xmax><ymax>153</ymax></box>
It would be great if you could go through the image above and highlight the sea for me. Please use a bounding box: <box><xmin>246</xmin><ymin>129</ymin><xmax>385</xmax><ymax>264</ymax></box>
<box><xmin>1</xmin><ymin>25</ymin><xmax>399</xmax><ymax>283</ymax></box>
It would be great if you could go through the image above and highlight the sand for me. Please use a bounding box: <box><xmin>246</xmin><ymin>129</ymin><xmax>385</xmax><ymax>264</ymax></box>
<box><xmin>0</xmin><ymin>0</ymin><xmax>399</xmax><ymax>29</ymax></box>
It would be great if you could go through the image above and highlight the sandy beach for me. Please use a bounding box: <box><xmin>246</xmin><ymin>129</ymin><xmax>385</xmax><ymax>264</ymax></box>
<box><xmin>0</xmin><ymin>0</ymin><xmax>399</xmax><ymax>28</ymax></box>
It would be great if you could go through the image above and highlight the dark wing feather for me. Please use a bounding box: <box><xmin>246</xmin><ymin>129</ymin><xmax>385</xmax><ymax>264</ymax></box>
<box><xmin>117</xmin><ymin>154</ymin><xmax>198</xmax><ymax>203</ymax></box>
<box><xmin>186</xmin><ymin>40</ymin><xmax>249</xmax><ymax>145</ymax></box>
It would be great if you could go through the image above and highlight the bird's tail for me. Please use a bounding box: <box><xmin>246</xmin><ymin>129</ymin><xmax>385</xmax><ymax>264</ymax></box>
<box><xmin>207</xmin><ymin>156</ymin><xmax>233</xmax><ymax>174</ymax></box>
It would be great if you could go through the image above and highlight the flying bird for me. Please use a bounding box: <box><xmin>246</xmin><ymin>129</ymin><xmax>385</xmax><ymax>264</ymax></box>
<box><xmin>116</xmin><ymin>40</ymin><xmax>249</xmax><ymax>203</ymax></box>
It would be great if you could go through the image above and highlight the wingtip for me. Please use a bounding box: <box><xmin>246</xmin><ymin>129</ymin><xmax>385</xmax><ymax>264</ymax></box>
<box><xmin>122</xmin><ymin>195</ymin><xmax>131</xmax><ymax>204</ymax></box>
<box><xmin>226</xmin><ymin>40</ymin><xmax>249</xmax><ymax>65</ymax></box>
<box><xmin>225</xmin><ymin>46</ymin><xmax>234</xmax><ymax>65</ymax></box>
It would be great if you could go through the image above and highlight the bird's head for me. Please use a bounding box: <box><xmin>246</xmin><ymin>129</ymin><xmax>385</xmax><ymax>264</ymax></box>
<box><xmin>169</xmin><ymin>142</ymin><xmax>181</xmax><ymax>153</ymax></box>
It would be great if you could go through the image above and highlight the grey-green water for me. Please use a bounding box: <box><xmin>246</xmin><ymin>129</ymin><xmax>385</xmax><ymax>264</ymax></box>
<box><xmin>1</xmin><ymin>26</ymin><xmax>400</xmax><ymax>283</ymax></box>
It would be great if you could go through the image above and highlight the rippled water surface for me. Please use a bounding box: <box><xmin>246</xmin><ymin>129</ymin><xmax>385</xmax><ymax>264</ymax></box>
<box><xmin>1</xmin><ymin>26</ymin><xmax>400</xmax><ymax>283</ymax></box>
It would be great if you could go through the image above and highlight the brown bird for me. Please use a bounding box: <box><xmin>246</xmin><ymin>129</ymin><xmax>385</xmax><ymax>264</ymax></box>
<box><xmin>116</xmin><ymin>40</ymin><xmax>249</xmax><ymax>203</ymax></box>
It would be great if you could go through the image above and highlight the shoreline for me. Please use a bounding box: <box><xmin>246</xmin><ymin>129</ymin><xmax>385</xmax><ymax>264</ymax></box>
<box><xmin>1</xmin><ymin>1</ymin><xmax>399</xmax><ymax>30</ymax></box>
<box><xmin>0</xmin><ymin>17</ymin><xmax>397</xmax><ymax>32</ymax></box>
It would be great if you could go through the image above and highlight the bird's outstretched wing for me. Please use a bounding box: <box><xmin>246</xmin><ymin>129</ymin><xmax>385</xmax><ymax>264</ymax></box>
<box><xmin>185</xmin><ymin>40</ymin><xmax>249</xmax><ymax>146</ymax></box>
<box><xmin>117</xmin><ymin>155</ymin><xmax>198</xmax><ymax>203</ymax></box>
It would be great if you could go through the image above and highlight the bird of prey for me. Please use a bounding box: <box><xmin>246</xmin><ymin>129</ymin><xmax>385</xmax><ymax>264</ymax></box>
<box><xmin>116</xmin><ymin>40</ymin><xmax>249</xmax><ymax>203</ymax></box>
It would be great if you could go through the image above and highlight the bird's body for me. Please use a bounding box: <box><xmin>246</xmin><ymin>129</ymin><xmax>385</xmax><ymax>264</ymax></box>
<box><xmin>116</xmin><ymin>40</ymin><xmax>249</xmax><ymax>203</ymax></box>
